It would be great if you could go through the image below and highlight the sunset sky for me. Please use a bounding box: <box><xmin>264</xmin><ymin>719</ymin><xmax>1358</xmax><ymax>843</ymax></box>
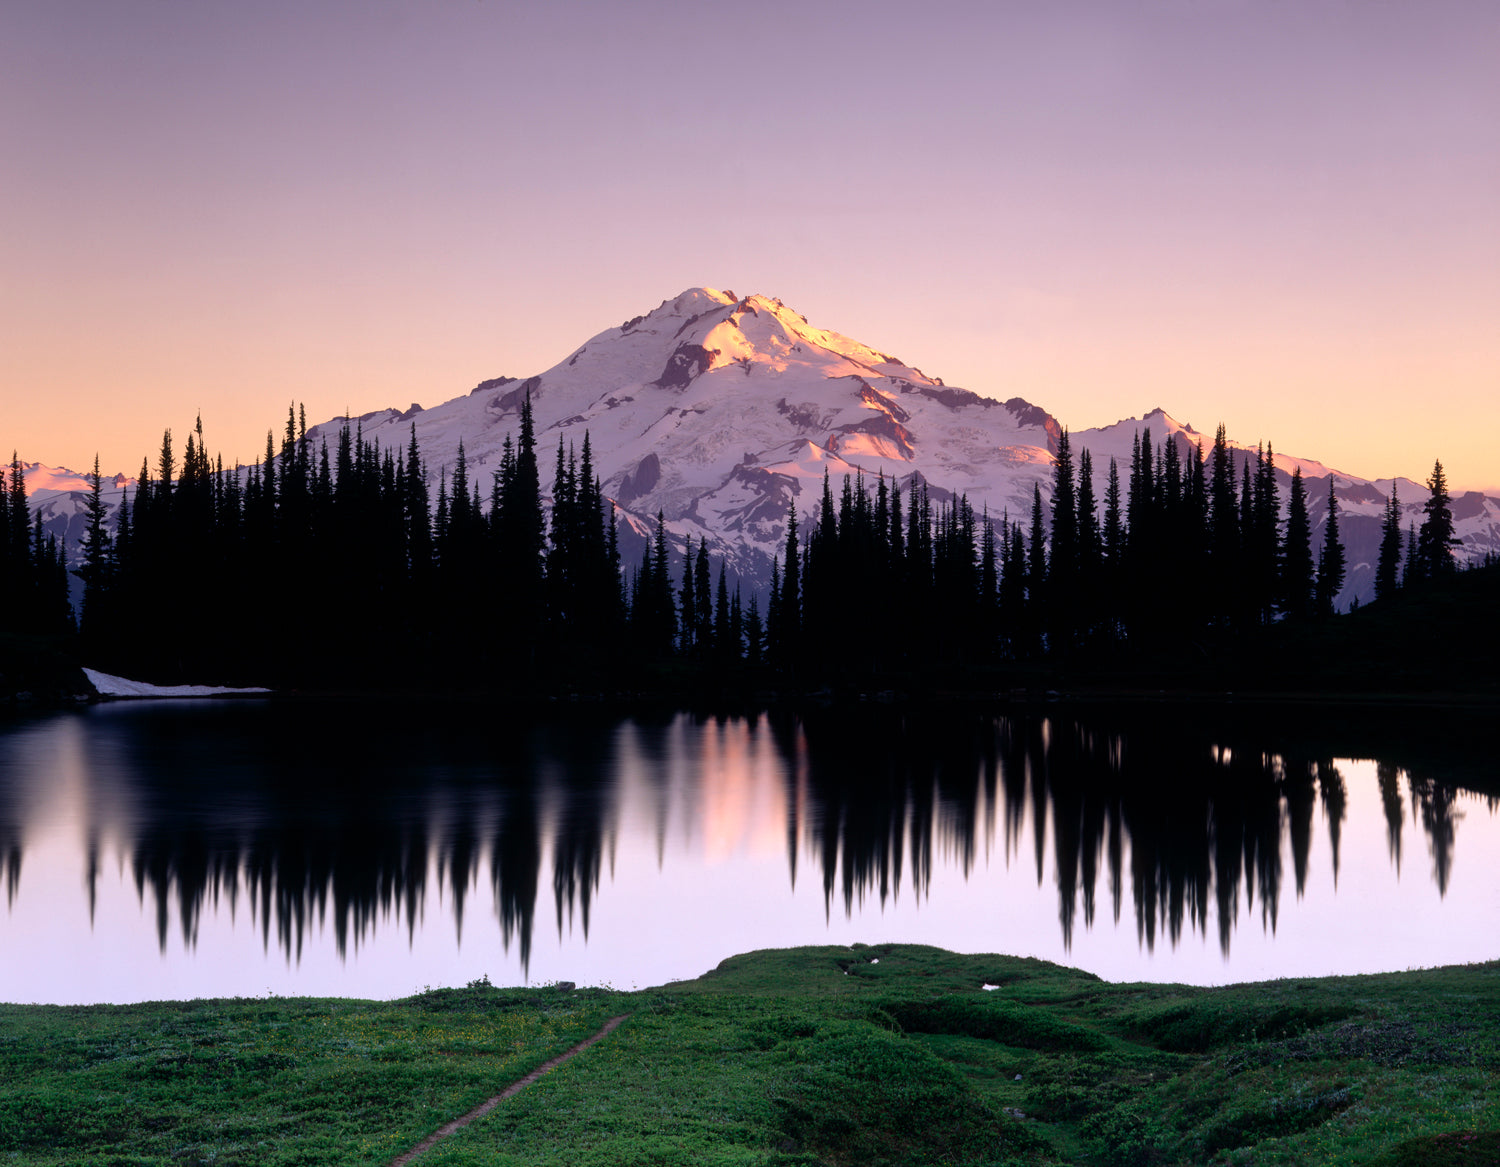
<box><xmin>3</xmin><ymin>1</ymin><xmax>1497</xmax><ymax>492</ymax></box>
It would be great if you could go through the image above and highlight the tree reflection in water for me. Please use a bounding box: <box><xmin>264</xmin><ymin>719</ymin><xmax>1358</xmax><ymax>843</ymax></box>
<box><xmin>0</xmin><ymin>701</ymin><xmax>1491</xmax><ymax>978</ymax></box>
<box><xmin>790</xmin><ymin>707</ymin><xmax>1478</xmax><ymax>959</ymax></box>
<box><xmin>2</xmin><ymin>831</ymin><xmax>18</xmax><ymax>911</ymax></box>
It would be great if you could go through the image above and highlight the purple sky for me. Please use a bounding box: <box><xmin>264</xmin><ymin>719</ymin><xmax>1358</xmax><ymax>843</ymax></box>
<box><xmin>4</xmin><ymin>1</ymin><xmax>1497</xmax><ymax>491</ymax></box>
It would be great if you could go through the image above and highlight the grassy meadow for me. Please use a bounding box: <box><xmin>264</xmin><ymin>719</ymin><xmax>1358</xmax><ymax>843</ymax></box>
<box><xmin>2</xmin><ymin>944</ymin><xmax>1496</xmax><ymax>1166</ymax></box>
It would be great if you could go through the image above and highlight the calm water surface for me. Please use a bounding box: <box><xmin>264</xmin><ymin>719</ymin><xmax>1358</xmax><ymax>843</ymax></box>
<box><xmin>1</xmin><ymin>700</ymin><xmax>1496</xmax><ymax>1003</ymax></box>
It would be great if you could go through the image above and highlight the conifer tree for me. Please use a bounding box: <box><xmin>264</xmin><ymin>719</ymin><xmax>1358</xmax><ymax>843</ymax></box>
<box><xmin>746</xmin><ymin>590</ymin><xmax>764</xmax><ymax>666</ymax></box>
<box><xmin>906</xmin><ymin>478</ymin><xmax>932</xmax><ymax>598</ymax></box>
<box><xmin>1239</xmin><ymin>458</ymin><xmax>1254</xmax><ymax>554</ymax></box>
<box><xmin>1251</xmin><ymin>444</ymin><xmax>1281</xmax><ymax>623</ymax></box>
<box><xmin>1415</xmin><ymin>459</ymin><xmax>1459</xmax><ymax>579</ymax></box>
<box><xmin>494</xmin><ymin>393</ymin><xmax>547</xmax><ymax>667</ymax></box>
<box><xmin>765</xmin><ymin>556</ymin><xmax>782</xmax><ymax>660</ymax></box>
<box><xmin>1049</xmin><ymin>428</ymin><xmax>1077</xmax><ymax>583</ymax></box>
<box><xmin>75</xmin><ymin>455</ymin><xmax>113</xmax><ymax>642</ymax></box>
<box><xmin>694</xmin><ymin>539</ymin><xmax>713</xmax><ymax>657</ymax></box>
<box><xmin>1003</xmin><ymin>519</ymin><xmax>1029</xmax><ymax>656</ymax></box>
<box><xmin>1027</xmin><ymin>483</ymin><xmax>1047</xmax><ymax>610</ymax></box>
<box><xmin>32</xmin><ymin>513</ymin><xmax>73</xmax><ymax>636</ymax></box>
<box><xmin>1160</xmin><ymin>435</ymin><xmax>1181</xmax><ymax>516</ymax></box>
<box><xmin>778</xmin><ymin>504</ymin><xmax>801</xmax><ymax>663</ymax></box>
<box><xmin>404</xmin><ymin>425</ymin><xmax>432</xmax><ymax>577</ymax></box>
<box><xmin>1123</xmin><ymin>428</ymin><xmax>1160</xmax><ymax>639</ymax></box>
<box><xmin>1315</xmin><ymin>478</ymin><xmax>1346</xmax><ymax>617</ymax></box>
<box><xmin>1184</xmin><ymin>438</ymin><xmax>1209</xmax><ymax>566</ymax></box>
<box><xmin>0</xmin><ymin>453</ymin><xmax>27</xmax><ymax>628</ymax></box>
<box><xmin>1208</xmin><ymin>425</ymin><xmax>1238</xmax><ymax>598</ymax></box>
<box><xmin>634</xmin><ymin>510</ymin><xmax>675</xmax><ymax>659</ymax></box>
<box><xmin>888</xmin><ymin>474</ymin><xmax>904</xmax><ymax>566</ymax></box>
<box><xmin>433</xmin><ymin>473</ymin><xmax>450</xmax><ymax>558</ymax></box>
<box><xmin>1075</xmin><ymin>449</ymin><xmax>1101</xmax><ymax>643</ymax></box>
<box><xmin>677</xmin><ymin>534</ymin><xmax>697</xmax><ymax>652</ymax></box>
<box><xmin>545</xmin><ymin>438</ymin><xmax>582</xmax><ymax>645</ymax></box>
<box><xmin>1375</xmin><ymin>482</ymin><xmax>1402</xmax><ymax>600</ymax></box>
<box><xmin>1282</xmin><ymin>467</ymin><xmax>1314</xmax><ymax>619</ymax></box>
<box><xmin>714</xmin><ymin>562</ymin><xmax>731</xmax><ymax>661</ymax></box>
<box><xmin>1076</xmin><ymin>450</ymin><xmax>1100</xmax><ymax>578</ymax></box>
<box><xmin>5</xmin><ymin>453</ymin><xmax>29</xmax><ymax>578</ymax></box>
<box><xmin>1102</xmin><ymin>458</ymin><xmax>1124</xmax><ymax>573</ymax></box>
<box><xmin>1018</xmin><ymin>485</ymin><xmax>1045</xmax><ymax>655</ymax></box>
<box><xmin>504</xmin><ymin>396</ymin><xmax>546</xmax><ymax>565</ymax></box>
<box><xmin>156</xmin><ymin>430</ymin><xmax>176</xmax><ymax>511</ymax></box>
<box><xmin>979</xmin><ymin>506</ymin><xmax>999</xmax><ymax>655</ymax></box>
<box><xmin>1047</xmin><ymin>429</ymin><xmax>1077</xmax><ymax>648</ymax></box>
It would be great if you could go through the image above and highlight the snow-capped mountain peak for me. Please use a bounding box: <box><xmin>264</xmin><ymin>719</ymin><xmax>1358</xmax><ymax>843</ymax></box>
<box><xmin>292</xmin><ymin>288</ymin><xmax>1073</xmax><ymax>578</ymax></box>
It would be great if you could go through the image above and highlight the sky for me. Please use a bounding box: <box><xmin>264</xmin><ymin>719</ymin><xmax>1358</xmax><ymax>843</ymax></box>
<box><xmin>3</xmin><ymin>0</ymin><xmax>1497</xmax><ymax>493</ymax></box>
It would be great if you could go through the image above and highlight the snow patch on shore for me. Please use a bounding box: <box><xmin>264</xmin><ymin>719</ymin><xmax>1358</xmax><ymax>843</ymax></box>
<box><xmin>83</xmin><ymin>668</ymin><xmax>270</xmax><ymax>699</ymax></box>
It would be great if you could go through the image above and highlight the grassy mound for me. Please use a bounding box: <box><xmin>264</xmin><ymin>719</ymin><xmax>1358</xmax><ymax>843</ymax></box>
<box><xmin>2</xmin><ymin>945</ymin><xmax>1496</xmax><ymax>1165</ymax></box>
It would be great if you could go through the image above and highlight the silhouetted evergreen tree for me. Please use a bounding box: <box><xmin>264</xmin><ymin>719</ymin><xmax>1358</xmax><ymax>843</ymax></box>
<box><xmin>1250</xmin><ymin>444</ymin><xmax>1281</xmax><ymax>624</ymax></box>
<box><xmin>1315</xmin><ymin>478</ymin><xmax>1346</xmax><ymax>617</ymax></box>
<box><xmin>404</xmin><ymin>425</ymin><xmax>432</xmax><ymax>591</ymax></box>
<box><xmin>1026</xmin><ymin>483</ymin><xmax>1047</xmax><ymax>613</ymax></box>
<box><xmin>32</xmin><ymin>513</ymin><xmax>73</xmax><ymax>637</ymax></box>
<box><xmin>75</xmin><ymin>456</ymin><xmax>114</xmax><ymax>647</ymax></box>
<box><xmin>1376</xmin><ymin>482</ymin><xmax>1402</xmax><ymax>601</ymax></box>
<box><xmin>776</xmin><ymin>504</ymin><xmax>801</xmax><ymax>668</ymax></box>
<box><xmin>693</xmin><ymin>538</ymin><xmax>713</xmax><ymax>659</ymax></box>
<box><xmin>1075</xmin><ymin>449</ymin><xmax>1101</xmax><ymax>645</ymax></box>
<box><xmin>1414</xmin><ymin>459</ymin><xmax>1459</xmax><ymax>581</ymax></box>
<box><xmin>714</xmin><ymin>563</ymin><xmax>732</xmax><ymax>662</ymax></box>
<box><xmin>0</xmin><ymin>453</ymin><xmax>70</xmax><ymax>644</ymax></box>
<box><xmin>677</xmin><ymin>534</ymin><xmax>698</xmax><ymax>653</ymax></box>
<box><xmin>631</xmin><ymin>511</ymin><xmax>675</xmax><ymax>661</ymax></box>
<box><xmin>1207</xmin><ymin>425</ymin><xmax>1238</xmax><ymax>624</ymax></box>
<box><xmin>1048</xmin><ymin>428</ymin><xmax>1077</xmax><ymax>650</ymax></box>
<box><xmin>1282</xmin><ymin>466</ymin><xmax>1314</xmax><ymax>620</ymax></box>
<box><xmin>1100</xmin><ymin>458</ymin><xmax>1124</xmax><ymax>643</ymax></box>
<box><xmin>1122</xmin><ymin>428</ymin><xmax>1158</xmax><ymax>639</ymax></box>
<box><xmin>978</xmin><ymin>506</ymin><xmax>999</xmax><ymax>660</ymax></box>
<box><xmin>493</xmin><ymin>394</ymin><xmax>546</xmax><ymax>671</ymax></box>
<box><xmin>0</xmin><ymin>454</ymin><xmax>28</xmax><ymax>630</ymax></box>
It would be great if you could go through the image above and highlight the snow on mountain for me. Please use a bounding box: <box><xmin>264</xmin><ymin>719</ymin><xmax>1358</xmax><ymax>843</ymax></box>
<box><xmin>310</xmin><ymin>288</ymin><xmax>1498</xmax><ymax>608</ymax></box>
<box><xmin>305</xmin><ymin>287</ymin><xmax>1066</xmax><ymax>584</ymax></box>
<box><xmin>22</xmin><ymin>289</ymin><xmax>1500</xmax><ymax>610</ymax></box>
<box><xmin>15</xmin><ymin>461</ymin><xmax>130</xmax><ymax>551</ymax></box>
<box><xmin>1066</xmin><ymin>409</ymin><xmax>1500</xmax><ymax>608</ymax></box>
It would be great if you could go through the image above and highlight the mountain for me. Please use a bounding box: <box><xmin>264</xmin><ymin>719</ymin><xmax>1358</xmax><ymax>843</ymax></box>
<box><xmin>22</xmin><ymin>288</ymin><xmax>1500</xmax><ymax>608</ymax></box>
<box><xmin>21</xmin><ymin>462</ymin><xmax>134</xmax><ymax>548</ymax></box>
<box><xmin>304</xmin><ymin>288</ymin><xmax>1063</xmax><ymax>584</ymax></box>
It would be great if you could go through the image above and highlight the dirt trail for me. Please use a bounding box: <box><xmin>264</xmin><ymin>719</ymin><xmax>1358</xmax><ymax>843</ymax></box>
<box><xmin>387</xmin><ymin>1013</ymin><xmax>632</xmax><ymax>1166</ymax></box>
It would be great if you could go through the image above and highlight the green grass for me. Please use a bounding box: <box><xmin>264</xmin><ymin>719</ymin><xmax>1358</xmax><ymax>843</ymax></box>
<box><xmin>0</xmin><ymin>982</ymin><xmax>612</xmax><ymax>1165</ymax></box>
<box><xmin>2</xmin><ymin>947</ymin><xmax>1497</xmax><ymax>1165</ymax></box>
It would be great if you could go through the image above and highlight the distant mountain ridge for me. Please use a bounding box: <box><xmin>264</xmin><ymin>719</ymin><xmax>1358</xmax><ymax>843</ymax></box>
<box><xmin>23</xmin><ymin>288</ymin><xmax>1500</xmax><ymax>608</ymax></box>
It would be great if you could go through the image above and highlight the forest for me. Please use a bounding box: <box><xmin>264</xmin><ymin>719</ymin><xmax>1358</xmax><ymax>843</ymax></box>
<box><xmin>0</xmin><ymin>399</ymin><xmax>1489</xmax><ymax>696</ymax></box>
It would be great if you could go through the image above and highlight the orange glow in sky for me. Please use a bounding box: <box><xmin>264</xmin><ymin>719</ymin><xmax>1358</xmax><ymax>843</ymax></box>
<box><xmin>2</xmin><ymin>2</ymin><xmax>1496</xmax><ymax>492</ymax></box>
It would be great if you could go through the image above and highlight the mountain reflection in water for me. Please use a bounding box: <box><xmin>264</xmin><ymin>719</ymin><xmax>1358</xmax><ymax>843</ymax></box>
<box><xmin>0</xmin><ymin>701</ymin><xmax>1494</xmax><ymax>1002</ymax></box>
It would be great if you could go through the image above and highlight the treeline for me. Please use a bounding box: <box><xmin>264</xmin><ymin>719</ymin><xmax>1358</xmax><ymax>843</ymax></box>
<box><xmin>0</xmin><ymin>410</ymin><xmax>1480</xmax><ymax>694</ymax></box>
<box><xmin>64</xmin><ymin>401</ymin><xmax>621</xmax><ymax>687</ymax></box>
<box><xmin>771</xmin><ymin>425</ymin><xmax>1469</xmax><ymax>676</ymax></box>
<box><xmin>0</xmin><ymin>454</ymin><xmax>74</xmax><ymax>642</ymax></box>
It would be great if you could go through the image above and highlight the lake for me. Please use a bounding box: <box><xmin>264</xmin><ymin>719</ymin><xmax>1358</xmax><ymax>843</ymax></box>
<box><xmin>1</xmin><ymin>699</ymin><xmax>1496</xmax><ymax>1004</ymax></box>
